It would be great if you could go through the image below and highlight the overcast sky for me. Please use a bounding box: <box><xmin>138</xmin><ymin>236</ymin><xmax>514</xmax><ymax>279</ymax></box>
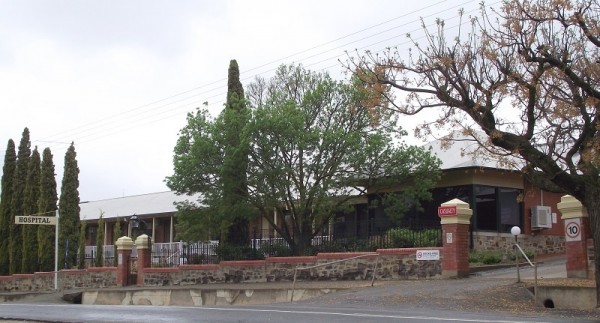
<box><xmin>0</xmin><ymin>0</ymin><xmax>488</xmax><ymax>202</ymax></box>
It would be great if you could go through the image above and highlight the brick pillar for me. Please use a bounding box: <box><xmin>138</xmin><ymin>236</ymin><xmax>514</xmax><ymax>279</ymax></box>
<box><xmin>439</xmin><ymin>198</ymin><xmax>472</xmax><ymax>278</ymax></box>
<box><xmin>557</xmin><ymin>195</ymin><xmax>590</xmax><ymax>279</ymax></box>
<box><xmin>135</xmin><ymin>234</ymin><xmax>151</xmax><ymax>286</ymax></box>
<box><xmin>115</xmin><ymin>236</ymin><xmax>133</xmax><ymax>287</ymax></box>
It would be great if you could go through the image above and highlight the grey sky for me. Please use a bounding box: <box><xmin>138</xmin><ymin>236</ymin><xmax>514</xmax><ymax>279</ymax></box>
<box><xmin>0</xmin><ymin>0</ymin><xmax>486</xmax><ymax>201</ymax></box>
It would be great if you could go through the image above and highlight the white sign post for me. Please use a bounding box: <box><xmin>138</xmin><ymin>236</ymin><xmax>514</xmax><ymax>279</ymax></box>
<box><xmin>15</xmin><ymin>212</ymin><xmax>60</xmax><ymax>290</ymax></box>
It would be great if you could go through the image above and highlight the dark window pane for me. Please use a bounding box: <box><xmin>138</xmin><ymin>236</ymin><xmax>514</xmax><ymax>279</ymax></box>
<box><xmin>475</xmin><ymin>185</ymin><xmax>497</xmax><ymax>231</ymax></box>
<box><xmin>499</xmin><ymin>188</ymin><xmax>521</xmax><ymax>232</ymax></box>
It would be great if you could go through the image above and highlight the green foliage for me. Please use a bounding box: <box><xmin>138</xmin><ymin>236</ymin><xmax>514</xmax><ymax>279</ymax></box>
<box><xmin>174</xmin><ymin>202</ymin><xmax>218</xmax><ymax>242</ymax></box>
<box><xmin>509</xmin><ymin>249</ymin><xmax>535</xmax><ymax>261</ymax></box>
<box><xmin>214</xmin><ymin>244</ymin><xmax>259</xmax><ymax>261</ymax></box>
<box><xmin>469</xmin><ymin>250</ymin><xmax>504</xmax><ymax>265</ymax></box>
<box><xmin>10</xmin><ymin>128</ymin><xmax>30</xmax><ymax>274</ymax></box>
<box><xmin>168</xmin><ymin>60</ymin><xmax>254</xmax><ymax>247</ymax></box>
<box><xmin>58</xmin><ymin>143</ymin><xmax>81</xmax><ymax>269</ymax></box>
<box><xmin>387</xmin><ymin>228</ymin><xmax>414</xmax><ymax>248</ymax></box>
<box><xmin>113</xmin><ymin>218</ymin><xmax>121</xmax><ymax>266</ymax></box>
<box><xmin>78</xmin><ymin>221</ymin><xmax>86</xmax><ymax>269</ymax></box>
<box><xmin>415</xmin><ymin>229</ymin><xmax>442</xmax><ymax>247</ymax></box>
<box><xmin>220</xmin><ymin>59</ymin><xmax>251</xmax><ymax>245</ymax></box>
<box><xmin>95</xmin><ymin>214</ymin><xmax>105</xmax><ymax>267</ymax></box>
<box><xmin>185</xmin><ymin>253</ymin><xmax>210</xmax><ymax>265</ymax></box>
<box><xmin>386</xmin><ymin>228</ymin><xmax>442</xmax><ymax>248</ymax></box>
<box><xmin>168</xmin><ymin>63</ymin><xmax>441</xmax><ymax>257</ymax></box>
<box><xmin>243</xmin><ymin>64</ymin><xmax>440</xmax><ymax>255</ymax></box>
<box><xmin>21</xmin><ymin>148</ymin><xmax>41</xmax><ymax>273</ymax></box>
<box><xmin>113</xmin><ymin>218</ymin><xmax>122</xmax><ymax>240</ymax></box>
<box><xmin>312</xmin><ymin>238</ymin><xmax>380</xmax><ymax>254</ymax></box>
<box><xmin>470</xmin><ymin>249</ymin><xmax>536</xmax><ymax>266</ymax></box>
<box><xmin>258</xmin><ymin>242</ymin><xmax>294</xmax><ymax>257</ymax></box>
<box><xmin>38</xmin><ymin>148</ymin><xmax>57</xmax><ymax>272</ymax></box>
<box><xmin>0</xmin><ymin>139</ymin><xmax>16</xmax><ymax>275</ymax></box>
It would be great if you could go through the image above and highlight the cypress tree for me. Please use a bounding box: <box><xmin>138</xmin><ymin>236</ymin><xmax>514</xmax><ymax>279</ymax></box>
<box><xmin>95</xmin><ymin>215</ymin><xmax>105</xmax><ymax>267</ymax></box>
<box><xmin>21</xmin><ymin>148</ymin><xmax>41</xmax><ymax>273</ymax></box>
<box><xmin>58</xmin><ymin>143</ymin><xmax>80</xmax><ymax>269</ymax></box>
<box><xmin>78</xmin><ymin>221</ymin><xmax>86</xmax><ymax>269</ymax></box>
<box><xmin>221</xmin><ymin>59</ymin><xmax>251</xmax><ymax>246</ymax></box>
<box><xmin>10</xmin><ymin>128</ymin><xmax>31</xmax><ymax>274</ymax></box>
<box><xmin>0</xmin><ymin>139</ymin><xmax>16</xmax><ymax>275</ymax></box>
<box><xmin>113</xmin><ymin>218</ymin><xmax>121</xmax><ymax>266</ymax></box>
<box><xmin>38</xmin><ymin>148</ymin><xmax>57</xmax><ymax>272</ymax></box>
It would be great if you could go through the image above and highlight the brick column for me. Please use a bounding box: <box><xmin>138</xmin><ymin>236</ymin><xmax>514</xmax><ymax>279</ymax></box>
<box><xmin>557</xmin><ymin>195</ymin><xmax>590</xmax><ymax>278</ymax></box>
<box><xmin>135</xmin><ymin>234</ymin><xmax>151</xmax><ymax>286</ymax></box>
<box><xmin>115</xmin><ymin>236</ymin><xmax>133</xmax><ymax>287</ymax></box>
<box><xmin>439</xmin><ymin>198</ymin><xmax>472</xmax><ymax>278</ymax></box>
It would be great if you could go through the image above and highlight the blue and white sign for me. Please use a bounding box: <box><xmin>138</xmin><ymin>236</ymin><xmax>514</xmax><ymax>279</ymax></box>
<box><xmin>416</xmin><ymin>249</ymin><xmax>440</xmax><ymax>261</ymax></box>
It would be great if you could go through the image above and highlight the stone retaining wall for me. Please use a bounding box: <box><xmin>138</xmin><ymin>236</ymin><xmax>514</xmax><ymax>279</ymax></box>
<box><xmin>0</xmin><ymin>272</ymin><xmax>54</xmax><ymax>293</ymax></box>
<box><xmin>142</xmin><ymin>248</ymin><xmax>442</xmax><ymax>287</ymax></box>
<box><xmin>0</xmin><ymin>268</ymin><xmax>117</xmax><ymax>293</ymax></box>
<box><xmin>473</xmin><ymin>232</ymin><xmax>565</xmax><ymax>255</ymax></box>
<box><xmin>59</xmin><ymin>268</ymin><xmax>117</xmax><ymax>290</ymax></box>
<box><xmin>0</xmin><ymin>248</ymin><xmax>441</xmax><ymax>293</ymax></box>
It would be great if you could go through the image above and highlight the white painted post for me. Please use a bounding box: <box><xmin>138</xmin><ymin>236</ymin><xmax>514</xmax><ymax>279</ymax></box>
<box><xmin>54</xmin><ymin>210</ymin><xmax>59</xmax><ymax>290</ymax></box>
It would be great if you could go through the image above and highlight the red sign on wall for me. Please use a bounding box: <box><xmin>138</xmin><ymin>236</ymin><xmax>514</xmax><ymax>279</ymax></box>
<box><xmin>438</xmin><ymin>206</ymin><xmax>457</xmax><ymax>217</ymax></box>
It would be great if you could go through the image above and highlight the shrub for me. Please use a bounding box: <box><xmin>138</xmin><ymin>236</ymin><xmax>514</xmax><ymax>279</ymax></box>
<box><xmin>469</xmin><ymin>250</ymin><xmax>504</xmax><ymax>265</ymax></box>
<box><xmin>386</xmin><ymin>227</ymin><xmax>442</xmax><ymax>248</ymax></box>
<box><xmin>187</xmin><ymin>253</ymin><xmax>206</xmax><ymax>264</ymax></box>
<box><xmin>482</xmin><ymin>253</ymin><xmax>502</xmax><ymax>265</ymax></box>
<box><xmin>509</xmin><ymin>249</ymin><xmax>535</xmax><ymax>261</ymax></box>
<box><xmin>414</xmin><ymin>229</ymin><xmax>442</xmax><ymax>247</ymax></box>
<box><xmin>387</xmin><ymin>228</ymin><xmax>415</xmax><ymax>248</ymax></box>
<box><xmin>215</xmin><ymin>244</ymin><xmax>261</xmax><ymax>261</ymax></box>
<box><xmin>259</xmin><ymin>242</ymin><xmax>293</xmax><ymax>257</ymax></box>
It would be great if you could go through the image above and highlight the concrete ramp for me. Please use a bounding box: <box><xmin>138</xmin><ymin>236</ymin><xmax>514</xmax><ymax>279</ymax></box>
<box><xmin>82</xmin><ymin>287</ymin><xmax>338</xmax><ymax>306</ymax></box>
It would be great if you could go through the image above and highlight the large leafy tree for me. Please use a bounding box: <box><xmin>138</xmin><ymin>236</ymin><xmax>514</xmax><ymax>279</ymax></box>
<box><xmin>0</xmin><ymin>139</ymin><xmax>16</xmax><ymax>275</ymax></box>
<box><xmin>351</xmin><ymin>0</ymin><xmax>600</xmax><ymax>305</ymax></box>
<box><xmin>244</xmin><ymin>65</ymin><xmax>440</xmax><ymax>254</ymax></box>
<box><xmin>9</xmin><ymin>128</ymin><xmax>31</xmax><ymax>274</ymax></box>
<box><xmin>38</xmin><ymin>147</ymin><xmax>58</xmax><ymax>272</ymax></box>
<box><xmin>58</xmin><ymin>143</ymin><xmax>80</xmax><ymax>269</ymax></box>
<box><xmin>168</xmin><ymin>60</ymin><xmax>254</xmax><ymax>246</ymax></box>
<box><xmin>21</xmin><ymin>147</ymin><xmax>41</xmax><ymax>273</ymax></box>
<box><xmin>168</xmin><ymin>64</ymin><xmax>441</xmax><ymax>255</ymax></box>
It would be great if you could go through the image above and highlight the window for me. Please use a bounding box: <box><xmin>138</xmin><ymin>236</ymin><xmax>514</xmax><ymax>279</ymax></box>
<box><xmin>475</xmin><ymin>186</ymin><xmax>496</xmax><ymax>231</ymax></box>
<box><xmin>498</xmin><ymin>188</ymin><xmax>521</xmax><ymax>232</ymax></box>
<box><xmin>474</xmin><ymin>185</ymin><xmax>522</xmax><ymax>232</ymax></box>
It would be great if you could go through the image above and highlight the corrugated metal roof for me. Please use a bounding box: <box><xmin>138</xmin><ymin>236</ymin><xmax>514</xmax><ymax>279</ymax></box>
<box><xmin>79</xmin><ymin>191</ymin><xmax>201</xmax><ymax>221</ymax></box>
<box><xmin>79</xmin><ymin>135</ymin><xmax>517</xmax><ymax>222</ymax></box>
<box><xmin>425</xmin><ymin>135</ymin><xmax>517</xmax><ymax>171</ymax></box>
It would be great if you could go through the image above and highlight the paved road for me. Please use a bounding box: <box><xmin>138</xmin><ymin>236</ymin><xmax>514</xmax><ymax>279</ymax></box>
<box><xmin>1</xmin><ymin>257</ymin><xmax>598</xmax><ymax>322</ymax></box>
<box><xmin>0</xmin><ymin>302</ymin><xmax>596</xmax><ymax>323</ymax></box>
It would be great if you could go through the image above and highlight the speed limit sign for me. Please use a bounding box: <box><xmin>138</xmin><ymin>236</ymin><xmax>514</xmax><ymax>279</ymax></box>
<box><xmin>565</xmin><ymin>218</ymin><xmax>582</xmax><ymax>242</ymax></box>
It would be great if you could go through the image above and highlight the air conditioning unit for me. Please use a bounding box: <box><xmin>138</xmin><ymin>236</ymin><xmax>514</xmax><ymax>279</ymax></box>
<box><xmin>531</xmin><ymin>206</ymin><xmax>552</xmax><ymax>229</ymax></box>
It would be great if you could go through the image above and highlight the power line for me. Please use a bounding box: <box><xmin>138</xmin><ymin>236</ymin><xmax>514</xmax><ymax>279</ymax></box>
<box><xmin>34</xmin><ymin>0</ymin><xmax>493</xmax><ymax>149</ymax></box>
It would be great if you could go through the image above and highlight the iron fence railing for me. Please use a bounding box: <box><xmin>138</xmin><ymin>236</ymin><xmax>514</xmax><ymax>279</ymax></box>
<box><xmin>80</xmin><ymin>222</ymin><xmax>441</xmax><ymax>268</ymax></box>
<box><xmin>84</xmin><ymin>245</ymin><xmax>116</xmax><ymax>267</ymax></box>
<box><xmin>250</xmin><ymin>222</ymin><xmax>441</xmax><ymax>257</ymax></box>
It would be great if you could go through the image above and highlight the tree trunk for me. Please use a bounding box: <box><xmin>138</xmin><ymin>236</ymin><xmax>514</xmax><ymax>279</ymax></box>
<box><xmin>227</xmin><ymin>217</ymin><xmax>249</xmax><ymax>247</ymax></box>
<box><xmin>582</xmin><ymin>185</ymin><xmax>600</xmax><ymax>308</ymax></box>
